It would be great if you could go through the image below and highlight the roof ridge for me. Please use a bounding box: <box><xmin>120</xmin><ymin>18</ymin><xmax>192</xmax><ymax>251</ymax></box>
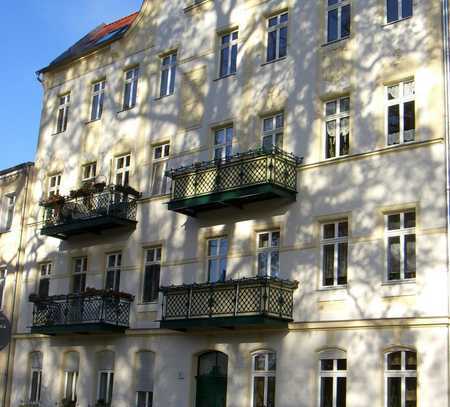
<box><xmin>103</xmin><ymin>11</ymin><xmax>139</xmax><ymax>29</ymax></box>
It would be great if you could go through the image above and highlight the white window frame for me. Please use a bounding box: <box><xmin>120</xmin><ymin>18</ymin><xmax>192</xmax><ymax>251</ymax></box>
<box><xmin>0</xmin><ymin>267</ymin><xmax>6</xmax><ymax>310</ymax></box>
<box><xmin>262</xmin><ymin>113</ymin><xmax>284</xmax><ymax>150</ymax></box>
<box><xmin>56</xmin><ymin>93</ymin><xmax>70</xmax><ymax>133</ymax></box>
<box><xmin>257</xmin><ymin>230</ymin><xmax>280</xmax><ymax>277</ymax></box>
<box><xmin>320</xmin><ymin>220</ymin><xmax>348</xmax><ymax>288</ymax></box>
<box><xmin>29</xmin><ymin>368</ymin><xmax>42</xmax><ymax>402</ymax></box>
<box><xmin>213</xmin><ymin>126</ymin><xmax>233</xmax><ymax>160</ymax></box>
<box><xmin>384</xmin><ymin>350</ymin><xmax>417</xmax><ymax>407</ymax></box>
<box><xmin>151</xmin><ymin>144</ymin><xmax>170</xmax><ymax>196</ymax></box>
<box><xmin>160</xmin><ymin>52</ymin><xmax>177</xmax><ymax>97</ymax></box>
<box><xmin>114</xmin><ymin>154</ymin><xmax>131</xmax><ymax>186</ymax></box>
<box><xmin>97</xmin><ymin>370</ymin><xmax>114</xmax><ymax>404</ymax></box>
<box><xmin>251</xmin><ymin>351</ymin><xmax>277</xmax><ymax>407</ymax></box>
<box><xmin>82</xmin><ymin>162</ymin><xmax>97</xmax><ymax>183</ymax></box>
<box><xmin>207</xmin><ymin>237</ymin><xmax>228</xmax><ymax>282</ymax></box>
<box><xmin>123</xmin><ymin>67</ymin><xmax>139</xmax><ymax>110</ymax></box>
<box><xmin>1</xmin><ymin>194</ymin><xmax>16</xmax><ymax>233</ymax></box>
<box><xmin>266</xmin><ymin>12</ymin><xmax>288</xmax><ymax>62</ymax></box>
<box><xmin>105</xmin><ymin>253</ymin><xmax>122</xmax><ymax>292</ymax></box>
<box><xmin>142</xmin><ymin>247</ymin><xmax>162</xmax><ymax>303</ymax></box>
<box><xmin>386</xmin><ymin>80</ymin><xmax>415</xmax><ymax>145</ymax></box>
<box><xmin>218</xmin><ymin>30</ymin><xmax>238</xmax><ymax>78</ymax></box>
<box><xmin>324</xmin><ymin>97</ymin><xmax>350</xmax><ymax>159</ymax></box>
<box><xmin>72</xmin><ymin>256</ymin><xmax>88</xmax><ymax>294</ymax></box>
<box><xmin>385</xmin><ymin>211</ymin><xmax>416</xmax><ymax>281</ymax></box>
<box><xmin>326</xmin><ymin>0</ymin><xmax>351</xmax><ymax>43</ymax></box>
<box><xmin>48</xmin><ymin>174</ymin><xmax>62</xmax><ymax>197</ymax></box>
<box><xmin>64</xmin><ymin>370</ymin><xmax>79</xmax><ymax>402</ymax></box>
<box><xmin>318</xmin><ymin>350</ymin><xmax>347</xmax><ymax>407</ymax></box>
<box><xmin>386</xmin><ymin>0</ymin><xmax>413</xmax><ymax>23</ymax></box>
<box><xmin>91</xmin><ymin>80</ymin><xmax>106</xmax><ymax>121</ymax></box>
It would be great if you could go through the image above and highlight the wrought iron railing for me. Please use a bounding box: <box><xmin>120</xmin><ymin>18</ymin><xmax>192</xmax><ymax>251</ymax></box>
<box><xmin>40</xmin><ymin>185</ymin><xmax>139</xmax><ymax>228</ymax></box>
<box><xmin>160</xmin><ymin>277</ymin><xmax>298</xmax><ymax>322</ymax></box>
<box><xmin>30</xmin><ymin>291</ymin><xmax>133</xmax><ymax>330</ymax></box>
<box><xmin>166</xmin><ymin>147</ymin><xmax>302</xmax><ymax>202</ymax></box>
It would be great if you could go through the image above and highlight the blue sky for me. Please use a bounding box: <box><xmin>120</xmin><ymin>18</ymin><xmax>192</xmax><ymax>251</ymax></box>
<box><xmin>0</xmin><ymin>1</ymin><xmax>143</xmax><ymax>170</ymax></box>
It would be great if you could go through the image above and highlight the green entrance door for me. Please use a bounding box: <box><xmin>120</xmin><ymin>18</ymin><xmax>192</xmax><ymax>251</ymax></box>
<box><xmin>196</xmin><ymin>351</ymin><xmax>228</xmax><ymax>407</ymax></box>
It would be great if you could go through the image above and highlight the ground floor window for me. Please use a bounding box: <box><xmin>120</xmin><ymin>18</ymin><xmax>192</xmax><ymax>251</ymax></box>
<box><xmin>319</xmin><ymin>349</ymin><xmax>347</xmax><ymax>407</ymax></box>
<box><xmin>252</xmin><ymin>351</ymin><xmax>276</xmax><ymax>407</ymax></box>
<box><xmin>385</xmin><ymin>350</ymin><xmax>417</xmax><ymax>407</ymax></box>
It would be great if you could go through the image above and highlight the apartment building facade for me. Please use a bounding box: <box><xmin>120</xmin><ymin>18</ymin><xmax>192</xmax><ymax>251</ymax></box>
<box><xmin>8</xmin><ymin>0</ymin><xmax>450</xmax><ymax>406</ymax></box>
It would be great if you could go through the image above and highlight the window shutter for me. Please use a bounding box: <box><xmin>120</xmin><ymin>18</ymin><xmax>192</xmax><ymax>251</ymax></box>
<box><xmin>136</xmin><ymin>351</ymin><xmax>154</xmax><ymax>392</ymax></box>
<box><xmin>64</xmin><ymin>351</ymin><xmax>80</xmax><ymax>372</ymax></box>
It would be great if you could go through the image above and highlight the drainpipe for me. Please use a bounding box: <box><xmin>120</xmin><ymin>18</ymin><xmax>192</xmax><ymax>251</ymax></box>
<box><xmin>442</xmin><ymin>1</ymin><xmax>450</xmax><ymax>406</ymax></box>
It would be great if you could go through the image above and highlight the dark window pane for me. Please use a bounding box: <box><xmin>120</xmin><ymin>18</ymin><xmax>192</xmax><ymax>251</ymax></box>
<box><xmin>131</xmin><ymin>80</ymin><xmax>138</xmax><ymax>107</ymax></box>
<box><xmin>137</xmin><ymin>392</ymin><xmax>147</xmax><ymax>407</ymax></box>
<box><xmin>338</xmin><ymin>222</ymin><xmax>348</xmax><ymax>237</ymax></box>
<box><xmin>337</xmin><ymin>359</ymin><xmax>347</xmax><ymax>370</ymax></box>
<box><xmin>108</xmin><ymin>373</ymin><xmax>114</xmax><ymax>403</ymax></box>
<box><xmin>230</xmin><ymin>44</ymin><xmax>237</xmax><ymax>74</ymax></box>
<box><xmin>388</xmin><ymin>214</ymin><xmax>401</xmax><ymax>230</ymax></box>
<box><xmin>404</xmin><ymin>212</ymin><xmax>416</xmax><ymax>228</ymax></box>
<box><xmin>326</xmin><ymin>120</ymin><xmax>337</xmax><ymax>158</ymax></box>
<box><xmin>220</xmin><ymin>47</ymin><xmax>229</xmax><ymax>77</ymax></box>
<box><xmin>169</xmin><ymin>67</ymin><xmax>176</xmax><ymax>94</ymax></box>
<box><xmin>337</xmin><ymin>377</ymin><xmax>346</xmax><ymax>407</ymax></box>
<box><xmin>327</xmin><ymin>9</ymin><xmax>338</xmax><ymax>42</ymax></box>
<box><xmin>388</xmin><ymin>105</ymin><xmax>400</xmax><ymax>139</ymax></box>
<box><xmin>320</xmin><ymin>377</ymin><xmax>333</xmax><ymax>407</ymax></box>
<box><xmin>404</xmin><ymin>101</ymin><xmax>415</xmax><ymax>141</ymax></box>
<box><xmin>404</xmin><ymin>234</ymin><xmax>416</xmax><ymax>279</ymax></box>
<box><xmin>253</xmin><ymin>377</ymin><xmax>265</xmax><ymax>407</ymax></box>
<box><xmin>323</xmin><ymin>245</ymin><xmax>335</xmax><ymax>286</ymax></box>
<box><xmin>387</xmin><ymin>0</ymin><xmax>399</xmax><ymax>22</ymax></box>
<box><xmin>405</xmin><ymin>351</ymin><xmax>417</xmax><ymax>370</ymax></box>
<box><xmin>387</xmin><ymin>377</ymin><xmax>402</xmax><ymax>407</ymax></box>
<box><xmin>160</xmin><ymin>70</ymin><xmax>168</xmax><ymax>96</ymax></box>
<box><xmin>405</xmin><ymin>377</ymin><xmax>417</xmax><ymax>407</ymax></box>
<box><xmin>38</xmin><ymin>278</ymin><xmax>50</xmax><ymax>297</ymax></box>
<box><xmin>143</xmin><ymin>265</ymin><xmax>160</xmax><ymax>302</ymax></box>
<box><xmin>388</xmin><ymin>236</ymin><xmax>401</xmax><ymax>280</ymax></box>
<box><xmin>267</xmin><ymin>30</ymin><xmax>277</xmax><ymax>61</ymax></box>
<box><xmin>124</xmin><ymin>82</ymin><xmax>131</xmax><ymax>108</ymax></box>
<box><xmin>267</xmin><ymin>376</ymin><xmax>276</xmax><ymax>407</ymax></box>
<box><xmin>324</xmin><ymin>224</ymin><xmax>335</xmax><ymax>239</ymax></box>
<box><xmin>321</xmin><ymin>359</ymin><xmax>334</xmax><ymax>371</ymax></box>
<box><xmin>341</xmin><ymin>5</ymin><xmax>351</xmax><ymax>38</ymax></box>
<box><xmin>105</xmin><ymin>270</ymin><xmax>115</xmax><ymax>291</ymax></box>
<box><xmin>337</xmin><ymin>243</ymin><xmax>348</xmax><ymax>285</ymax></box>
<box><xmin>387</xmin><ymin>352</ymin><xmax>402</xmax><ymax>370</ymax></box>
<box><xmin>279</xmin><ymin>27</ymin><xmax>288</xmax><ymax>58</ymax></box>
<box><xmin>402</xmin><ymin>0</ymin><xmax>413</xmax><ymax>18</ymax></box>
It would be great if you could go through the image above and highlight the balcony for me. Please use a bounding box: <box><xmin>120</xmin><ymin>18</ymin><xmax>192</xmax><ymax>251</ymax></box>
<box><xmin>160</xmin><ymin>276</ymin><xmax>299</xmax><ymax>331</ymax></box>
<box><xmin>166</xmin><ymin>147</ymin><xmax>302</xmax><ymax>216</ymax></box>
<box><xmin>39</xmin><ymin>183</ymin><xmax>140</xmax><ymax>240</ymax></box>
<box><xmin>29</xmin><ymin>290</ymin><xmax>134</xmax><ymax>335</ymax></box>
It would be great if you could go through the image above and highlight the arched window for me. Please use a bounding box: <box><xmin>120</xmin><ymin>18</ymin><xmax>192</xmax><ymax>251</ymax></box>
<box><xmin>385</xmin><ymin>349</ymin><xmax>417</xmax><ymax>407</ymax></box>
<box><xmin>136</xmin><ymin>351</ymin><xmax>155</xmax><ymax>407</ymax></box>
<box><xmin>29</xmin><ymin>351</ymin><xmax>43</xmax><ymax>403</ymax></box>
<box><xmin>252</xmin><ymin>351</ymin><xmax>276</xmax><ymax>407</ymax></box>
<box><xmin>196</xmin><ymin>351</ymin><xmax>228</xmax><ymax>407</ymax></box>
<box><xmin>96</xmin><ymin>350</ymin><xmax>115</xmax><ymax>405</ymax></box>
<box><xmin>318</xmin><ymin>349</ymin><xmax>347</xmax><ymax>407</ymax></box>
<box><xmin>63</xmin><ymin>351</ymin><xmax>79</xmax><ymax>403</ymax></box>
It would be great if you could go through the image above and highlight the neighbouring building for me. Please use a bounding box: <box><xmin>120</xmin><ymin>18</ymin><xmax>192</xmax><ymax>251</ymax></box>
<box><xmin>7</xmin><ymin>0</ymin><xmax>450</xmax><ymax>406</ymax></box>
<box><xmin>0</xmin><ymin>162</ymin><xmax>34</xmax><ymax>407</ymax></box>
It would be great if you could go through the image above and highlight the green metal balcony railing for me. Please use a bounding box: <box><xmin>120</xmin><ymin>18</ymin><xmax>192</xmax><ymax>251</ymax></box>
<box><xmin>39</xmin><ymin>184</ymin><xmax>140</xmax><ymax>239</ymax></box>
<box><xmin>29</xmin><ymin>290</ymin><xmax>133</xmax><ymax>335</ymax></box>
<box><xmin>160</xmin><ymin>276</ymin><xmax>299</xmax><ymax>330</ymax></box>
<box><xmin>166</xmin><ymin>147</ymin><xmax>302</xmax><ymax>216</ymax></box>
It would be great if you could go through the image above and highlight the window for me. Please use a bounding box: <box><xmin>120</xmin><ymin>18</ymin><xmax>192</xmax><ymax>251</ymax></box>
<box><xmin>0</xmin><ymin>194</ymin><xmax>15</xmax><ymax>232</ymax></box>
<box><xmin>327</xmin><ymin>0</ymin><xmax>351</xmax><ymax>43</ymax></box>
<box><xmin>207</xmin><ymin>237</ymin><xmax>228</xmax><ymax>282</ymax></box>
<box><xmin>325</xmin><ymin>97</ymin><xmax>350</xmax><ymax>158</ymax></box>
<box><xmin>72</xmin><ymin>257</ymin><xmax>87</xmax><ymax>293</ymax></box>
<box><xmin>319</xmin><ymin>350</ymin><xmax>347</xmax><ymax>407</ymax></box>
<box><xmin>160</xmin><ymin>52</ymin><xmax>177</xmax><ymax>97</ymax></box>
<box><xmin>0</xmin><ymin>267</ymin><xmax>6</xmax><ymax>309</ymax></box>
<box><xmin>385</xmin><ymin>350</ymin><xmax>417</xmax><ymax>407</ymax></box>
<box><xmin>97</xmin><ymin>351</ymin><xmax>115</xmax><ymax>405</ymax></box>
<box><xmin>82</xmin><ymin>162</ymin><xmax>97</xmax><ymax>183</ymax></box>
<box><xmin>123</xmin><ymin>67</ymin><xmax>139</xmax><ymax>110</ymax></box>
<box><xmin>151</xmin><ymin>144</ymin><xmax>170</xmax><ymax>196</ymax></box>
<box><xmin>214</xmin><ymin>126</ymin><xmax>233</xmax><ymax>160</ymax></box>
<box><xmin>57</xmin><ymin>93</ymin><xmax>70</xmax><ymax>133</ymax></box>
<box><xmin>387</xmin><ymin>0</ymin><xmax>413</xmax><ymax>23</ymax></box>
<box><xmin>48</xmin><ymin>174</ymin><xmax>62</xmax><ymax>197</ymax></box>
<box><xmin>142</xmin><ymin>247</ymin><xmax>161</xmax><ymax>303</ymax></box>
<box><xmin>29</xmin><ymin>352</ymin><xmax>43</xmax><ymax>403</ymax></box>
<box><xmin>267</xmin><ymin>12</ymin><xmax>288</xmax><ymax>62</ymax></box>
<box><xmin>386</xmin><ymin>80</ymin><xmax>415</xmax><ymax>145</ymax></box>
<box><xmin>252</xmin><ymin>352</ymin><xmax>276</xmax><ymax>407</ymax></box>
<box><xmin>105</xmin><ymin>253</ymin><xmax>121</xmax><ymax>292</ymax></box>
<box><xmin>262</xmin><ymin>113</ymin><xmax>284</xmax><ymax>150</ymax></box>
<box><xmin>321</xmin><ymin>221</ymin><xmax>348</xmax><ymax>287</ymax></box>
<box><xmin>257</xmin><ymin>231</ymin><xmax>280</xmax><ymax>277</ymax></box>
<box><xmin>38</xmin><ymin>263</ymin><xmax>52</xmax><ymax>298</ymax></box>
<box><xmin>219</xmin><ymin>30</ymin><xmax>238</xmax><ymax>78</ymax></box>
<box><xmin>91</xmin><ymin>80</ymin><xmax>106</xmax><ymax>121</ymax></box>
<box><xmin>386</xmin><ymin>211</ymin><xmax>416</xmax><ymax>281</ymax></box>
<box><xmin>63</xmin><ymin>352</ymin><xmax>79</xmax><ymax>403</ymax></box>
<box><xmin>115</xmin><ymin>154</ymin><xmax>131</xmax><ymax>186</ymax></box>
<box><xmin>136</xmin><ymin>351</ymin><xmax>155</xmax><ymax>407</ymax></box>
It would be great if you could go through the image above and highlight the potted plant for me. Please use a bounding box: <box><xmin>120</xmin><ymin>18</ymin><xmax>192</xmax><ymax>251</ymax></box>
<box><xmin>40</xmin><ymin>194</ymin><xmax>65</xmax><ymax>208</ymax></box>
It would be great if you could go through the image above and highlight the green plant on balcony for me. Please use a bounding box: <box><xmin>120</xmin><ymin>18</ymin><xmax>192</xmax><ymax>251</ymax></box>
<box><xmin>69</xmin><ymin>181</ymin><xmax>106</xmax><ymax>198</ymax></box>
<box><xmin>39</xmin><ymin>194</ymin><xmax>65</xmax><ymax>208</ymax></box>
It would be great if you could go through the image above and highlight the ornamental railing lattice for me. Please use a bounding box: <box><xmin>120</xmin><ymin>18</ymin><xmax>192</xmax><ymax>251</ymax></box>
<box><xmin>166</xmin><ymin>147</ymin><xmax>302</xmax><ymax>202</ymax></box>
<box><xmin>30</xmin><ymin>292</ymin><xmax>133</xmax><ymax>329</ymax></box>
<box><xmin>40</xmin><ymin>186</ymin><xmax>138</xmax><ymax>228</ymax></box>
<box><xmin>160</xmin><ymin>277</ymin><xmax>298</xmax><ymax>322</ymax></box>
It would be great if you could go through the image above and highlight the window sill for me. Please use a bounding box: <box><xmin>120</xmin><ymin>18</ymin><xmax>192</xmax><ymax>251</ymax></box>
<box><xmin>213</xmin><ymin>73</ymin><xmax>236</xmax><ymax>82</ymax></box>
<box><xmin>386</xmin><ymin>139</ymin><xmax>416</xmax><ymax>148</ymax></box>
<box><xmin>154</xmin><ymin>93</ymin><xmax>175</xmax><ymax>101</ymax></box>
<box><xmin>323</xmin><ymin>154</ymin><xmax>350</xmax><ymax>163</ymax></box>
<box><xmin>85</xmin><ymin>118</ymin><xmax>101</xmax><ymax>125</ymax></box>
<box><xmin>381</xmin><ymin>279</ymin><xmax>416</xmax><ymax>287</ymax></box>
<box><xmin>318</xmin><ymin>285</ymin><xmax>348</xmax><ymax>292</ymax></box>
<box><xmin>261</xmin><ymin>56</ymin><xmax>287</xmax><ymax>67</ymax></box>
<box><xmin>52</xmin><ymin>130</ymin><xmax>67</xmax><ymax>136</ymax></box>
<box><xmin>136</xmin><ymin>302</ymin><xmax>159</xmax><ymax>312</ymax></box>
<box><xmin>382</xmin><ymin>15</ymin><xmax>413</xmax><ymax>28</ymax></box>
<box><xmin>321</xmin><ymin>36</ymin><xmax>350</xmax><ymax>48</ymax></box>
<box><xmin>117</xmin><ymin>106</ymin><xmax>137</xmax><ymax>114</ymax></box>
